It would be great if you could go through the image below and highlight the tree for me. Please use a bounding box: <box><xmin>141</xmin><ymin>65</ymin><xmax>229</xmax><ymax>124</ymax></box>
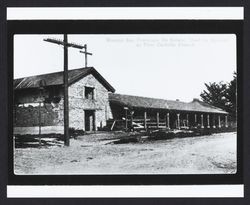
<box><xmin>225</xmin><ymin>72</ymin><xmax>236</xmax><ymax>117</ymax></box>
<box><xmin>200</xmin><ymin>72</ymin><xmax>236</xmax><ymax>118</ymax></box>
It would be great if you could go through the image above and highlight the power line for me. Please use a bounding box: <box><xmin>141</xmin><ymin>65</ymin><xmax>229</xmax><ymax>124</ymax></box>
<box><xmin>44</xmin><ymin>35</ymin><xmax>84</xmax><ymax>146</ymax></box>
<box><xmin>44</xmin><ymin>38</ymin><xmax>85</xmax><ymax>49</ymax></box>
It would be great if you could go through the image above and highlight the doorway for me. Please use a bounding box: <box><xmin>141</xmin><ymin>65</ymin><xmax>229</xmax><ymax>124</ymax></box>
<box><xmin>84</xmin><ymin>110</ymin><xmax>95</xmax><ymax>131</ymax></box>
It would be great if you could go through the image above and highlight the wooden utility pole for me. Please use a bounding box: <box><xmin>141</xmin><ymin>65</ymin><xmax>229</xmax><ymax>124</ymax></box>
<box><xmin>63</xmin><ymin>34</ymin><xmax>70</xmax><ymax>146</ymax></box>
<box><xmin>44</xmin><ymin>35</ymin><xmax>85</xmax><ymax>146</ymax></box>
<box><xmin>80</xmin><ymin>44</ymin><xmax>93</xmax><ymax>67</ymax></box>
<box><xmin>38</xmin><ymin>100</ymin><xmax>41</xmax><ymax>146</ymax></box>
<box><xmin>38</xmin><ymin>79</ymin><xmax>46</xmax><ymax>147</ymax></box>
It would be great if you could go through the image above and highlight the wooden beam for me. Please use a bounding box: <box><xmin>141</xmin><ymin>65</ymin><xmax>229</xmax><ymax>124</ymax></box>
<box><xmin>194</xmin><ymin>114</ymin><xmax>197</xmax><ymax>127</ymax></box>
<box><xmin>201</xmin><ymin>114</ymin><xmax>204</xmax><ymax>128</ymax></box>
<box><xmin>218</xmin><ymin>115</ymin><xmax>221</xmax><ymax>128</ymax></box>
<box><xmin>43</xmin><ymin>35</ymin><xmax>84</xmax><ymax>146</ymax></box>
<box><xmin>166</xmin><ymin>113</ymin><xmax>170</xmax><ymax>129</ymax></box>
<box><xmin>63</xmin><ymin>34</ymin><xmax>70</xmax><ymax>146</ymax></box>
<box><xmin>213</xmin><ymin>115</ymin><xmax>216</xmax><ymax>128</ymax></box>
<box><xmin>207</xmin><ymin>114</ymin><xmax>210</xmax><ymax>128</ymax></box>
<box><xmin>225</xmin><ymin>115</ymin><xmax>228</xmax><ymax>128</ymax></box>
<box><xmin>111</xmin><ymin>120</ymin><xmax>116</xmax><ymax>131</ymax></box>
<box><xmin>130</xmin><ymin>110</ymin><xmax>134</xmax><ymax>131</ymax></box>
<box><xmin>93</xmin><ymin>110</ymin><xmax>96</xmax><ymax>131</ymax></box>
<box><xmin>38</xmin><ymin>101</ymin><xmax>41</xmax><ymax>146</ymax></box>
<box><xmin>144</xmin><ymin>111</ymin><xmax>147</xmax><ymax>129</ymax></box>
<box><xmin>44</xmin><ymin>38</ymin><xmax>85</xmax><ymax>49</ymax></box>
<box><xmin>124</xmin><ymin>108</ymin><xmax>128</xmax><ymax>131</ymax></box>
<box><xmin>80</xmin><ymin>44</ymin><xmax>93</xmax><ymax>67</ymax></box>
<box><xmin>156</xmin><ymin>112</ymin><xmax>159</xmax><ymax>128</ymax></box>
<box><xmin>177</xmin><ymin>113</ymin><xmax>180</xmax><ymax>129</ymax></box>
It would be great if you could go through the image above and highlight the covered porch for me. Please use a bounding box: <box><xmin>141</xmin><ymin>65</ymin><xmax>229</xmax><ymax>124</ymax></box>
<box><xmin>107</xmin><ymin>108</ymin><xmax>229</xmax><ymax>131</ymax></box>
<box><xmin>108</xmin><ymin>93</ymin><xmax>229</xmax><ymax>131</ymax></box>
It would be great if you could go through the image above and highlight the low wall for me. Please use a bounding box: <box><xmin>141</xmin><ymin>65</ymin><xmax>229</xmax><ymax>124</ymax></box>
<box><xmin>14</xmin><ymin>126</ymin><xmax>64</xmax><ymax>135</ymax></box>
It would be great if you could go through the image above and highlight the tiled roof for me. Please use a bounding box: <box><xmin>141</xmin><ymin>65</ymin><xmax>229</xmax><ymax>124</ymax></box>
<box><xmin>109</xmin><ymin>93</ymin><xmax>228</xmax><ymax>114</ymax></box>
<box><xmin>14</xmin><ymin>67</ymin><xmax>115</xmax><ymax>92</ymax></box>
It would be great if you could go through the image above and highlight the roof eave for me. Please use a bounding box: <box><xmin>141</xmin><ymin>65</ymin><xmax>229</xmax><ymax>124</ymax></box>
<box><xmin>68</xmin><ymin>67</ymin><xmax>115</xmax><ymax>93</ymax></box>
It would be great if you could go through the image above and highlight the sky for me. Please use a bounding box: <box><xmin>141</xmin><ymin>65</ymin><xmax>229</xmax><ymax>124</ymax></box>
<box><xmin>14</xmin><ymin>34</ymin><xmax>236</xmax><ymax>102</ymax></box>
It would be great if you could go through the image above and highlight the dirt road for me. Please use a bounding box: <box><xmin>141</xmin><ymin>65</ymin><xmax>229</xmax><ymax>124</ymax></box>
<box><xmin>14</xmin><ymin>132</ymin><xmax>237</xmax><ymax>174</ymax></box>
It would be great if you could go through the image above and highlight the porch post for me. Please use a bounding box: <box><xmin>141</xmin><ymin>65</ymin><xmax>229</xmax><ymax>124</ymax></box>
<box><xmin>213</xmin><ymin>114</ymin><xmax>216</xmax><ymax>128</ymax></box>
<box><xmin>186</xmin><ymin>114</ymin><xmax>189</xmax><ymax>128</ymax></box>
<box><xmin>130</xmin><ymin>110</ymin><xmax>134</xmax><ymax>131</ymax></box>
<box><xmin>124</xmin><ymin>107</ymin><xmax>128</xmax><ymax>131</ymax></box>
<box><xmin>177</xmin><ymin>113</ymin><xmax>180</xmax><ymax>129</ymax></box>
<box><xmin>201</xmin><ymin>114</ymin><xmax>204</xmax><ymax>128</ymax></box>
<box><xmin>144</xmin><ymin>111</ymin><xmax>147</xmax><ymax>129</ymax></box>
<box><xmin>218</xmin><ymin>115</ymin><xmax>221</xmax><ymax>128</ymax></box>
<box><xmin>167</xmin><ymin>113</ymin><xmax>170</xmax><ymax>129</ymax></box>
<box><xmin>194</xmin><ymin>114</ymin><xmax>197</xmax><ymax>127</ymax></box>
<box><xmin>225</xmin><ymin>115</ymin><xmax>228</xmax><ymax>128</ymax></box>
<box><xmin>93</xmin><ymin>110</ymin><xmax>96</xmax><ymax>131</ymax></box>
<box><xmin>156</xmin><ymin>112</ymin><xmax>159</xmax><ymax>128</ymax></box>
<box><xmin>207</xmin><ymin>114</ymin><xmax>210</xmax><ymax>128</ymax></box>
<box><xmin>83</xmin><ymin>110</ymin><xmax>85</xmax><ymax>131</ymax></box>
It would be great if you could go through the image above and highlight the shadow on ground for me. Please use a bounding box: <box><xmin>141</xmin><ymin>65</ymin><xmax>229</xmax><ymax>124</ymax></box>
<box><xmin>14</xmin><ymin>134</ymin><xmax>64</xmax><ymax>148</ymax></box>
<box><xmin>14</xmin><ymin>127</ymin><xmax>236</xmax><ymax>148</ymax></box>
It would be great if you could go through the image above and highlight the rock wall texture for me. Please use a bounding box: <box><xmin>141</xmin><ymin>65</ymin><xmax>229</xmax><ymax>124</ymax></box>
<box><xmin>14</xmin><ymin>98</ymin><xmax>65</xmax><ymax>128</ymax></box>
<box><xmin>68</xmin><ymin>74</ymin><xmax>113</xmax><ymax>130</ymax></box>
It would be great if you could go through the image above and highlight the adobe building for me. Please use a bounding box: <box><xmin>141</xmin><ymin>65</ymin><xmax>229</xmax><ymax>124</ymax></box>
<box><xmin>109</xmin><ymin>93</ymin><xmax>229</xmax><ymax>130</ymax></box>
<box><xmin>14</xmin><ymin>67</ymin><xmax>115</xmax><ymax>134</ymax></box>
<box><xmin>13</xmin><ymin>67</ymin><xmax>229</xmax><ymax>134</ymax></box>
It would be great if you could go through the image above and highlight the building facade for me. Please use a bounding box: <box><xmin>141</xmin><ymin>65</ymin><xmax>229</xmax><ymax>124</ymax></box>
<box><xmin>13</xmin><ymin>67</ymin><xmax>229</xmax><ymax>135</ymax></box>
<box><xmin>14</xmin><ymin>67</ymin><xmax>115</xmax><ymax>134</ymax></box>
<box><xmin>109</xmin><ymin>93</ymin><xmax>229</xmax><ymax>130</ymax></box>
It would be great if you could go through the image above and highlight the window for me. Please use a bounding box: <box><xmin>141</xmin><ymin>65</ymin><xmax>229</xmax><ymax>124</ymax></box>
<box><xmin>85</xmin><ymin>86</ymin><xmax>94</xmax><ymax>99</ymax></box>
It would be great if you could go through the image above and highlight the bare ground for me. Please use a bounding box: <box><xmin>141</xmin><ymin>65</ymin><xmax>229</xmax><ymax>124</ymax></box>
<box><xmin>14</xmin><ymin>132</ymin><xmax>237</xmax><ymax>175</ymax></box>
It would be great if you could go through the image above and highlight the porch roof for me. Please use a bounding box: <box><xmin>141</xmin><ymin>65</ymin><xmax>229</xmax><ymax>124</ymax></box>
<box><xmin>109</xmin><ymin>93</ymin><xmax>228</xmax><ymax>114</ymax></box>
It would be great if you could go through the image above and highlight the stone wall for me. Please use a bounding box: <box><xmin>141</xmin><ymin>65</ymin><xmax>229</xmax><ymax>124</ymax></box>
<box><xmin>14</xmin><ymin>73</ymin><xmax>113</xmax><ymax>133</ymax></box>
<box><xmin>68</xmin><ymin>74</ymin><xmax>113</xmax><ymax>130</ymax></box>
<box><xmin>14</xmin><ymin>97</ymin><xmax>64</xmax><ymax>127</ymax></box>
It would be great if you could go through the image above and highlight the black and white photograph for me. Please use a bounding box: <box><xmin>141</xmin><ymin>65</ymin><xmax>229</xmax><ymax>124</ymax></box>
<box><xmin>13</xmin><ymin>33</ymin><xmax>237</xmax><ymax>175</ymax></box>
<box><xmin>1</xmin><ymin>5</ymin><xmax>246</xmax><ymax>199</ymax></box>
